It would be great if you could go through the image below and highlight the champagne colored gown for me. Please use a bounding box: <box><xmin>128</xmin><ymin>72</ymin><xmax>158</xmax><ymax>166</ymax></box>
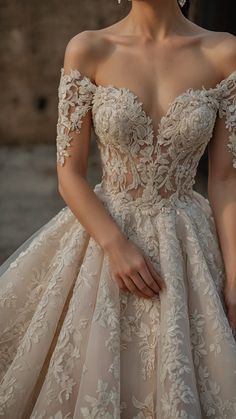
<box><xmin>1</xmin><ymin>66</ymin><xmax>236</xmax><ymax>419</ymax></box>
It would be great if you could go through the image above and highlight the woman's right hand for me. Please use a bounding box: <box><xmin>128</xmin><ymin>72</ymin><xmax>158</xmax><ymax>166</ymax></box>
<box><xmin>104</xmin><ymin>234</ymin><xmax>167</xmax><ymax>299</ymax></box>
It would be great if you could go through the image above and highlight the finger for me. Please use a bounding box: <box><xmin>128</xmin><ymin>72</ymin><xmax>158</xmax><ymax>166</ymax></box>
<box><xmin>129</xmin><ymin>271</ymin><xmax>157</xmax><ymax>297</ymax></box>
<box><xmin>138</xmin><ymin>262</ymin><xmax>162</xmax><ymax>294</ymax></box>
<box><xmin>144</xmin><ymin>255</ymin><xmax>167</xmax><ymax>290</ymax></box>
<box><xmin>227</xmin><ymin>307</ymin><xmax>236</xmax><ymax>330</ymax></box>
<box><xmin>115</xmin><ymin>275</ymin><xmax>129</xmax><ymax>292</ymax></box>
<box><xmin>229</xmin><ymin>319</ymin><xmax>236</xmax><ymax>331</ymax></box>
<box><xmin>123</xmin><ymin>275</ymin><xmax>156</xmax><ymax>299</ymax></box>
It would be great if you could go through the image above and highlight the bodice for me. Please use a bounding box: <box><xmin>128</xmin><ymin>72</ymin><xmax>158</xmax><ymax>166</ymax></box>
<box><xmin>56</xmin><ymin>68</ymin><xmax>236</xmax><ymax>214</ymax></box>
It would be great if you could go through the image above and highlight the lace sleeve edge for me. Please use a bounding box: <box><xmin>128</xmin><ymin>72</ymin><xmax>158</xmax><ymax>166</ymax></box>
<box><xmin>56</xmin><ymin>67</ymin><xmax>96</xmax><ymax>167</ymax></box>
<box><xmin>218</xmin><ymin>75</ymin><xmax>236</xmax><ymax>169</ymax></box>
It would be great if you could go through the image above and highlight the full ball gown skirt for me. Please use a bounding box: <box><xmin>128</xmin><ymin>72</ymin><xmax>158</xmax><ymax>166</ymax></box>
<box><xmin>1</xmin><ymin>66</ymin><xmax>236</xmax><ymax>419</ymax></box>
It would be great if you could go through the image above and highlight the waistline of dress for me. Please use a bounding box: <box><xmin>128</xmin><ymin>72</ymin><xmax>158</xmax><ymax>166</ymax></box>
<box><xmin>93</xmin><ymin>183</ymin><xmax>196</xmax><ymax>217</ymax></box>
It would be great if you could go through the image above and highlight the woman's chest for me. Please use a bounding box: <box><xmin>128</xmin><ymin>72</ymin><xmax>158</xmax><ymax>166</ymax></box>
<box><xmin>91</xmin><ymin>86</ymin><xmax>220</xmax><ymax>151</ymax></box>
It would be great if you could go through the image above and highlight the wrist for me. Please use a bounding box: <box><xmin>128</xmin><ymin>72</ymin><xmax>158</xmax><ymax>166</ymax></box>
<box><xmin>100</xmin><ymin>226</ymin><xmax>127</xmax><ymax>253</ymax></box>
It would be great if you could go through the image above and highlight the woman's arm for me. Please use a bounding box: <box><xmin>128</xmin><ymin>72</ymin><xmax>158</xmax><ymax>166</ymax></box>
<box><xmin>207</xmin><ymin>45</ymin><xmax>236</xmax><ymax>329</ymax></box>
<box><xmin>57</xmin><ymin>34</ymin><xmax>124</xmax><ymax>252</ymax></box>
<box><xmin>56</xmin><ymin>32</ymin><xmax>166</xmax><ymax>299</ymax></box>
<box><xmin>208</xmin><ymin>125</ymin><xmax>236</xmax><ymax>331</ymax></box>
<box><xmin>208</xmin><ymin>117</ymin><xmax>236</xmax><ymax>287</ymax></box>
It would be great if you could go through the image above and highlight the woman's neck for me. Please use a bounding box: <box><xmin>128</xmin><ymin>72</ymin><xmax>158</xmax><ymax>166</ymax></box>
<box><xmin>122</xmin><ymin>0</ymin><xmax>189</xmax><ymax>41</ymax></box>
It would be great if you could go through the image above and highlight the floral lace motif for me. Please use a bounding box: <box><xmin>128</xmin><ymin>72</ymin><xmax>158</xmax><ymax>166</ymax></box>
<box><xmin>56</xmin><ymin>68</ymin><xmax>96</xmax><ymax>166</ymax></box>
<box><xmin>218</xmin><ymin>73</ymin><xmax>236</xmax><ymax>168</ymax></box>
<box><xmin>56</xmin><ymin>68</ymin><xmax>236</xmax><ymax>214</ymax></box>
<box><xmin>1</xmin><ymin>69</ymin><xmax>236</xmax><ymax>418</ymax></box>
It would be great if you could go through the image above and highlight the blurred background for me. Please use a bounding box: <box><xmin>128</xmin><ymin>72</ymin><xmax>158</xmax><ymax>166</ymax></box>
<box><xmin>0</xmin><ymin>0</ymin><xmax>235</xmax><ymax>263</ymax></box>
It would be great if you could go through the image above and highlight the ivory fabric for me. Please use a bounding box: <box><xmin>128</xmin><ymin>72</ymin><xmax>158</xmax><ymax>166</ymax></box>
<box><xmin>0</xmin><ymin>67</ymin><xmax>236</xmax><ymax>419</ymax></box>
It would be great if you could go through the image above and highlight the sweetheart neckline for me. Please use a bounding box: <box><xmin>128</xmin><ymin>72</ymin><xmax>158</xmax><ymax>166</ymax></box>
<box><xmin>60</xmin><ymin>67</ymin><xmax>236</xmax><ymax>139</ymax></box>
<box><xmin>95</xmin><ymin>84</ymin><xmax>217</xmax><ymax>139</ymax></box>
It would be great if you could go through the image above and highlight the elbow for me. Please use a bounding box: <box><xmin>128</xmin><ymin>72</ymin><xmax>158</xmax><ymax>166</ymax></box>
<box><xmin>208</xmin><ymin>175</ymin><xmax>236</xmax><ymax>205</ymax></box>
<box><xmin>208</xmin><ymin>173</ymin><xmax>236</xmax><ymax>190</ymax></box>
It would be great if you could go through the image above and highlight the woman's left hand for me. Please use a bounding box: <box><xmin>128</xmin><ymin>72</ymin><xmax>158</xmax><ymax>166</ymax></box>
<box><xmin>223</xmin><ymin>282</ymin><xmax>236</xmax><ymax>331</ymax></box>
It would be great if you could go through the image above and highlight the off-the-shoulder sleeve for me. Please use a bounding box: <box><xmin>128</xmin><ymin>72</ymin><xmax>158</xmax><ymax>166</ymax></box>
<box><xmin>218</xmin><ymin>71</ymin><xmax>236</xmax><ymax>168</ymax></box>
<box><xmin>56</xmin><ymin>67</ymin><xmax>96</xmax><ymax>166</ymax></box>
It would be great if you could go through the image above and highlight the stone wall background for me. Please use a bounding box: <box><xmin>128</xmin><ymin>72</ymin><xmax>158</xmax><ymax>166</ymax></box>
<box><xmin>0</xmin><ymin>0</ymin><xmax>134</xmax><ymax>262</ymax></box>
<box><xmin>0</xmin><ymin>0</ymin><xmax>130</xmax><ymax>145</ymax></box>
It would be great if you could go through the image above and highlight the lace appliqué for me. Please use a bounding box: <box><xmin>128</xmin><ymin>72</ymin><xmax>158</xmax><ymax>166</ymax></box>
<box><xmin>2</xmin><ymin>68</ymin><xmax>236</xmax><ymax>418</ymax></box>
<box><xmin>92</xmin><ymin>86</ymin><xmax>219</xmax><ymax>215</ymax></box>
<box><xmin>56</xmin><ymin>68</ymin><xmax>96</xmax><ymax>166</ymax></box>
<box><xmin>218</xmin><ymin>73</ymin><xmax>236</xmax><ymax>168</ymax></box>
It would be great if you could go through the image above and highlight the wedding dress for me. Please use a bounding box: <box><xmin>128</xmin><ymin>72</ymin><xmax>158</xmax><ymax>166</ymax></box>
<box><xmin>1</xmin><ymin>66</ymin><xmax>236</xmax><ymax>419</ymax></box>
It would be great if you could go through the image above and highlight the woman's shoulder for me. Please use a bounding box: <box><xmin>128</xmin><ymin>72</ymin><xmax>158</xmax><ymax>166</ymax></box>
<box><xmin>211</xmin><ymin>31</ymin><xmax>236</xmax><ymax>77</ymax></box>
<box><xmin>185</xmin><ymin>22</ymin><xmax>236</xmax><ymax>80</ymax></box>
<box><xmin>62</xmin><ymin>25</ymin><xmax>236</xmax><ymax>83</ymax></box>
<box><xmin>200</xmin><ymin>29</ymin><xmax>236</xmax><ymax>55</ymax></box>
<box><xmin>62</xmin><ymin>28</ymin><xmax>116</xmax><ymax>81</ymax></box>
<box><xmin>198</xmin><ymin>29</ymin><xmax>236</xmax><ymax>77</ymax></box>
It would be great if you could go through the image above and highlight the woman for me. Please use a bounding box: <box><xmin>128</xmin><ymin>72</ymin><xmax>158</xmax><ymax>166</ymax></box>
<box><xmin>1</xmin><ymin>0</ymin><xmax>236</xmax><ymax>417</ymax></box>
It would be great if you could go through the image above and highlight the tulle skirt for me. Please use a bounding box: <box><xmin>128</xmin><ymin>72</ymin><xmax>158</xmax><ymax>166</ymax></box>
<box><xmin>0</xmin><ymin>184</ymin><xmax>236</xmax><ymax>418</ymax></box>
